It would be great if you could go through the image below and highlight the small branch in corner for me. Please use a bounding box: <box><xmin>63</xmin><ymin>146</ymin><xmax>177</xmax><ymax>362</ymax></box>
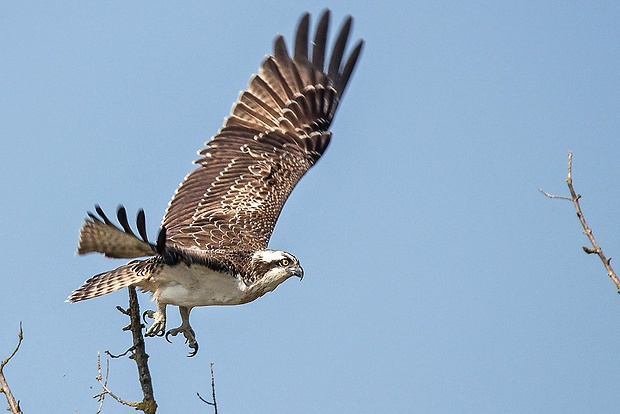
<box><xmin>0</xmin><ymin>322</ymin><xmax>24</xmax><ymax>414</ymax></box>
<box><xmin>540</xmin><ymin>150</ymin><xmax>620</xmax><ymax>293</ymax></box>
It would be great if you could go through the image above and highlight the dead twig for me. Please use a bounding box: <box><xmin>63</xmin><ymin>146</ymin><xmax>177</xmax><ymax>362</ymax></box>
<box><xmin>0</xmin><ymin>322</ymin><xmax>24</xmax><ymax>414</ymax></box>
<box><xmin>105</xmin><ymin>345</ymin><xmax>137</xmax><ymax>359</ymax></box>
<box><xmin>94</xmin><ymin>353</ymin><xmax>118</xmax><ymax>414</ymax></box>
<box><xmin>540</xmin><ymin>150</ymin><xmax>620</xmax><ymax>293</ymax></box>
<box><xmin>197</xmin><ymin>362</ymin><xmax>218</xmax><ymax>414</ymax></box>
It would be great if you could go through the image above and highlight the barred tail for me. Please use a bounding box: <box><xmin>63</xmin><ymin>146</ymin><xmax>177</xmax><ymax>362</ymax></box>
<box><xmin>67</xmin><ymin>259</ymin><xmax>158</xmax><ymax>302</ymax></box>
<box><xmin>77</xmin><ymin>205</ymin><xmax>156</xmax><ymax>259</ymax></box>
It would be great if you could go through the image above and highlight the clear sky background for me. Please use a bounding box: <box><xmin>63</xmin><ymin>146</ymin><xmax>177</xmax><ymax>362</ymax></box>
<box><xmin>2</xmin><ymin>1</ymin><xmax>620</xmax><ymax>413</ymax></box>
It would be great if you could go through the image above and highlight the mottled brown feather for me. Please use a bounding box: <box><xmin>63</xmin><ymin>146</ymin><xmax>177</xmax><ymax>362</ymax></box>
<box><xmin>162</xmin><ymin>10</ymin><xmax>364</xmax><ymax>253</ymax></box>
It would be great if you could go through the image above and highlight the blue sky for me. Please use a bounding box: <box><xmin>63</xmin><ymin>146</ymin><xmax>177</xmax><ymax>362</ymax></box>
<box><xmin>2</xmin><ymin>1</ymin><xmax>620</xmax><ymax>413</ymax></box>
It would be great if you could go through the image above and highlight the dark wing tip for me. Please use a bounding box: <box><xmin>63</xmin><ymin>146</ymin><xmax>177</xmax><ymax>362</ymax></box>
<box><xmin>294</xmin><ymin>12</ymin><xmax>310</xmax><ymax>61</ymax></box>
<box><xmin>337</xmin><ymin>39</ymin><xmax>364</xmax><ymax>98</ymax></box>
<box><xmin>94</xmin><ymin>204</ymin><xmax>112</xmax><ymax>224</ymax></box>
<box><xmin>312</xmin><ymin>9</ymin><xmax>331</xmax><ymax>70</ymax></box>
<box><xmin>274</xmin><ymin>35</ymin><xmax>289</xmax><ymax>61</ymax></box>
<box><xmin>327</xmin><ymin>15</ymin><xmax>353</xmax><ymax>80</ymax></box>
<box><xmin>116</xmin><ymin>205</ymin><xmax>135</xmax><ymax>236</ymax></box>
<box><xmin>136</xmin><ymin>209</ymin><xmax>150</xmax><ymax>244</ymax></box>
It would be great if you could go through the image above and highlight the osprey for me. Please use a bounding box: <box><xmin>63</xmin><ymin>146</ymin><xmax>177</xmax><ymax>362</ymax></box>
<box><xmin>69</xmin><ymin>10</ymin><xmax>363</xmax><ymax>356</ymax></box>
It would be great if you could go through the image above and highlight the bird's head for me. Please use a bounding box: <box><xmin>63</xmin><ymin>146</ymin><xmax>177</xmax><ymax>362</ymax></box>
<box><xmin>248</xmin><ymin>250</ymin><xmax>304</xmax><ymax>293</ymax></box>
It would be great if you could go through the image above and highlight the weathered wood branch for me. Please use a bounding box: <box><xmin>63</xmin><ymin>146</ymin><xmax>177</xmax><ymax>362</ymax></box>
<box><xmin>95</xmin><ymin>287</ymin><xmax>157</xmax><ymax>413</ymax></box>
<box><xmin>540</xmin><ymin>150</ymin><xmax>620</xmax><ymax>293</ymax></box>
<box><xmin>0</xmin><ymin>323</ymin><xmax>24</xmax><ymax>414</ymax></box>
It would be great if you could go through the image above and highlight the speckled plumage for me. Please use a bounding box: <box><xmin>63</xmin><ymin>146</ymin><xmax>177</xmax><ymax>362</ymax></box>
<box><xmin>69</xmin><ymin>10</ymin><xmax>363</xmax><ymax>355</ymax></box>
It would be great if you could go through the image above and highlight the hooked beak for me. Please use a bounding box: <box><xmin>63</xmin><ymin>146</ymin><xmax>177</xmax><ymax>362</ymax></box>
<box><xmin>292</xmin><ymin>265</ymin><xmax>304</xmax><ymax>280</ymax></box>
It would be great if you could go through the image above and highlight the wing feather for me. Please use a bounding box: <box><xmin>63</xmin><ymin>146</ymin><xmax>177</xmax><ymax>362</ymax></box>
<box><xmin>162</xmin><ymin>10</ymin><xmax>363</xmax><ymax>252</ymax></box>
<box><xmin>78</xmin><ymin>205</ymin><xmax>156</xmax><ymax>258</ymax></box>
<box><xmin>312</xmin><ymin>12</ymin><xmax>329</xmax><ymax>71</ymax></box>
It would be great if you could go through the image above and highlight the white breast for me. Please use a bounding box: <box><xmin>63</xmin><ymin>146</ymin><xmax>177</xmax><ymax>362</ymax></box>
<box><xmin>151</xmin><ymin>263</ymin><xmax>251</xmax><ymax>308</ymax></box>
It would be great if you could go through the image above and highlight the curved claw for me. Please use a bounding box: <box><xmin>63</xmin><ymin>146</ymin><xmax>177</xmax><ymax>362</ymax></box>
<box><xmin>187</xmin><ymin>342</ymin><xmax>198</xmax><ymax>358</ymax></box>
<box><xmin>143</xmin><ymin>310</ymin><xmax>166</xmax><ymax>337</ymax></box>
<box><xmin>143</xmin><ymin>310</ymin><xmax>154</xmax><ymax>324</ymax></box>
<box><xmin>164</xmin><ymin>325</ymin><xmax>199</xmax><ymax>357</ymax></box>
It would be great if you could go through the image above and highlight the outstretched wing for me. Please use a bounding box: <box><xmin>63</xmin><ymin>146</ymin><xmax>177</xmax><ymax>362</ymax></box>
<box><xmin>162</xmin><ymin>10</ymin><xmax>363</xmax><ymax>252</ymax></box>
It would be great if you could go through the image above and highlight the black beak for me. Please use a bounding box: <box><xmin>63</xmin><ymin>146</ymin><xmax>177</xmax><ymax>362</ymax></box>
<box><xmin>293</xmin><ymin>265</ymin><xmax>304</xmax><ymax>280</ymax></box>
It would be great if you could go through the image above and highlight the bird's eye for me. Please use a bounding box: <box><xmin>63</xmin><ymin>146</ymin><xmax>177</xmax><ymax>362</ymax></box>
<box><xmin>279</xmin><ymin>259</ymin><xmax>290</xmax><ymax>266</ymax></box>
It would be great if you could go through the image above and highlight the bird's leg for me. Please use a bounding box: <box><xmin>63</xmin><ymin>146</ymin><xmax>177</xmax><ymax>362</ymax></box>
<box><xmin>165</xmin><ymin>306</ymin><xmax>199</xmax><ymax>357</ymax></box>
<box><xmin>143</xmin><ymin>300</ymin><xmax>167</xmax><ymax>337</ymax></box>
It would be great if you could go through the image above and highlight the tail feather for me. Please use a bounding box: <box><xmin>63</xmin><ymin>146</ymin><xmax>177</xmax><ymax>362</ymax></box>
<box><xmin>77</xmin><ymin>205</ymin><xmax>155</xmax><ymax>259</ymax></box>
<box><xmin>67</xmin><ymin>258</ymin><xmax>161</xmax><ymax>302</ymax></box>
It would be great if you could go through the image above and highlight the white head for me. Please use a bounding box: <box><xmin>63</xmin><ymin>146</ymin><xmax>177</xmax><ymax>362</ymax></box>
<box><xmin>249</xmin><ymin>250</ymin><xmax>304</xmax><ymax>293</ymax></box>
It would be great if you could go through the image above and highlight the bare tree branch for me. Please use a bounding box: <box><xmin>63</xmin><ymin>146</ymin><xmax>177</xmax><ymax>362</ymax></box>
<box><xmin>197</xmin><ymin>362</ymin><xmax>218</xmax><ymax>414</ymax></box>
<box><xmin>541</xmin><ymin>150</ymin><xmax>620</xmax><ymax>293</ymax></box>
<box><xmin>94</xmin><ymin>287</ymin><xmax>157</xmax><ymax>413</ymax></box>
<box><xmin>126</xmin><ymin>286</ymin><xmax>157</xmax><ymax>412</ymax></box>
<box><xmin>0</xmin><ymin>322</ymin><xmax>24</xmax><ymax>414</ymax></box>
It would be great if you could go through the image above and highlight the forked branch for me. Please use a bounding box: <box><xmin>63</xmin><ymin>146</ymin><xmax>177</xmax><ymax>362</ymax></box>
<box><xmin>540</xmin><ymin>150</ymin><xmax>620</xmax><ymax>293</ymax></box>
<box><xmin>94</xmin><ymin>353</ymin><xmax>133</xmax><ymax>413</ymax></box>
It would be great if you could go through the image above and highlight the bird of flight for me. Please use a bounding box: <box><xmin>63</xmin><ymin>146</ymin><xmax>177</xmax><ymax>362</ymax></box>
<box><xmin>69</xmin><ymin>10</ymin><xmax>363</xmax><ymax>356</ymax></box>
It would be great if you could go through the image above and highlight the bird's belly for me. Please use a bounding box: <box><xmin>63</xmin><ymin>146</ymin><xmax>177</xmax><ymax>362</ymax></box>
<box><xmin>153</xmin><ymin>264</ymin><xmax>250</xmax><ymax>307</ymax></box>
